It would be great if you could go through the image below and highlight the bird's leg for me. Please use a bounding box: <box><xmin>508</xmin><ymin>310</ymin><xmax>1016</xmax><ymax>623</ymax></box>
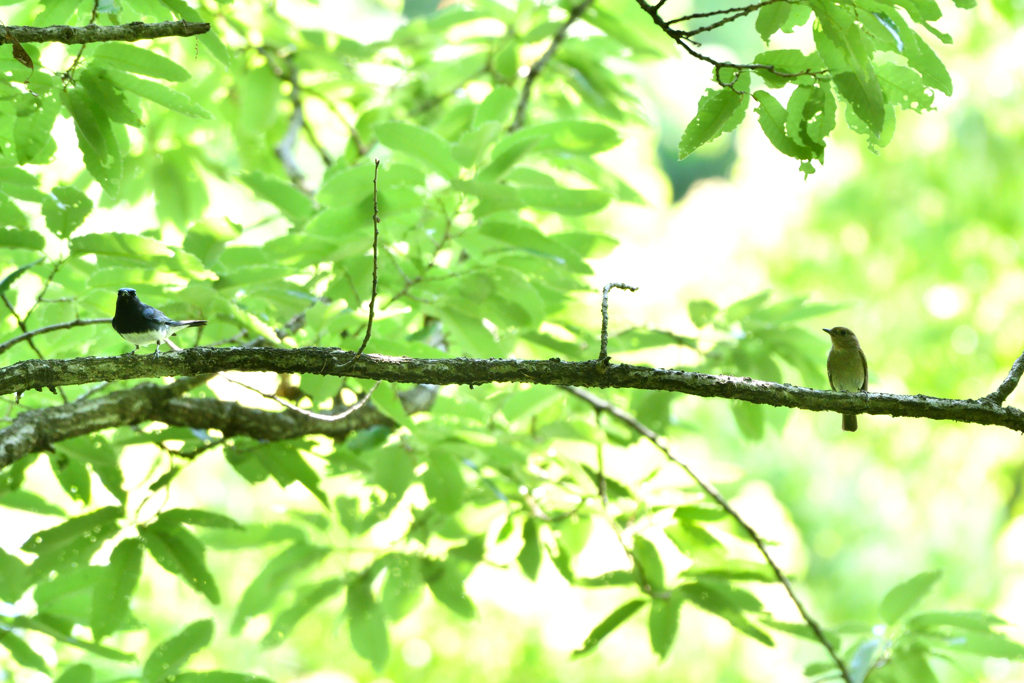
<box><xmin>153</xmin><ymin>344</ymin><xmax>161</xmax><ymax>356</ymax></box>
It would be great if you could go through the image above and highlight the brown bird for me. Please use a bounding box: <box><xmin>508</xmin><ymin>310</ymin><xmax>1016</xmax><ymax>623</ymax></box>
<box><xmin>823</xmin><ymin>327</ymin><xmax>868</xmax><ymax>432</ymax></box>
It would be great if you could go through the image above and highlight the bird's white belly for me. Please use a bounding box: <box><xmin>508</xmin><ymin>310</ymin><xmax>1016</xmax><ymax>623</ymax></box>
<box><xmin>120</xmin><ymin>329</ymin><xmax>169</xmax><ymax>346</ymax></box>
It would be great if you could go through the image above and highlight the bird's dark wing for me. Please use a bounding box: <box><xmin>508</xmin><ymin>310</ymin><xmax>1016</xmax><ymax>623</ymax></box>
<box><xmin>139</xmin><ymin>303</ymin><xmax>173</xmax><ymax>324</ymax></box>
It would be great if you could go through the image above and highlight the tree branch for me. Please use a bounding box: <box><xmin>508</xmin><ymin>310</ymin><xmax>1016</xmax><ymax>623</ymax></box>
<box><xmin>2</xmin><ymin>347</ymin><xmax>1023</xmax><ymax>432</ymax></box>
<box><xmin>0</xmin><ymin>318</ymin><xmax>111</xmax><ymax>356</ymax></box>
<box><xmin>984</xmin><ymin>348</ymin><xmax>1024</xmax><ymax>405</ymax></box>
<box><xmin>0</xmin><ymin>378</ymin><xmax>436</xmax><ymax>469</ymax></box>
<box><xmin>563</xmin><ymin>386</ymin><xmax>852</xmax><ymax>683</ymax></box>
<box><xmin>511</xmin><ymin>0</ymin><xmax>596</xmax><ymax>132</ymax></box>
<box><xmin>0</xmin><ymin>21</ymin><xmax>210</xmax><ymax>45</ymax></box>
<box><xmin>632</xmin><ymin>0</ymin><xmax>826</xmax><ymax>85</ymax></box>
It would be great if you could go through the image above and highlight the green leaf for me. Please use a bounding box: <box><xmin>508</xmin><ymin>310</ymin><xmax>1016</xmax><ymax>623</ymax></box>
<box><xmin>42</xmin><ymin>186</ymin><xmax>93</xmax><ymax>239</ymax></box>
<box><xmin>157</xmin><ymin>508</ymin><xmax>244</xmax><ymax>530</ymax></box>
<box><xmin>92</xmin><ymin>43</ymin><xmax>192</xmax><ymax>81</ymax></box>
<box><xmin>79</xmin><ymin>67</ymin><xmax>143</xmax><ymax>128</ymax></box>
<box><xmin>70</xmin><ymin>232</ymin><xmax>174</xmax><ymax>259</ymax></box>
<box><xmin>371</xmin><ymin>446</ymin><xmax>415</xmax><ymax>498</ymax></box>
<box><xmin>0</xmin><ymin>630</ymin><xmax>49</xmax><ymax>673</ymax></box>
<box><xmin>92</xmin><ymin>538</ymin><xmax>143</xmax><ymax>640</ymax></box>
<box><xmin>518</xmin><ymin>518</ymin><xmax>542</xmax><ymax>580</ymax></box>
<box><xmin>0</xmin><ymin>258</ymin><xmax>41</xmax><ymax>296</ymax></box>
<box><xmin>155</xmin><ymin>674</ymin><xmax>273</xmax><ymax>683</ymax></box>
<box><xmin>347</xmin><ymin>575</ymin><xmax>389</xmax><ymax>671</ymax></box>
<box><xmin>573</xmin><ymin>599</ymin><xmax>645</xmax><ymax>657</ymax></box>
<box><xmin>689</xmin><ymin>300</ymin><xmax>718</xmax><ymax>327</ymax></box>
<box><xmin>22</xmin><ymin>506</ymin><xmax>122</xmax><ymax>577</ymax></box>
<box><xmin>0</xmin><ymin>548</ymin><xmax>29</xmax><ymax>603</ymax></box>
<box><xmin>376</xmin><ymin>122</ymin><xmax>460</xmax><ymax>180</ymax></box>
<box><xmin>678</xmin><ymin>87</ymin><xmax>747</xmax><ymax>160</ymax></box>
<box><xmin>424</xmin><ymin>559</ymin><xmax>476</xmax><ymax>618</ymax></box>
<box><xmin>54</xmin><ymin>663</ymin><xmax>94</xmax><ymax>683</ymax></box>
<box><xmin>62</xmin><ymin>87</ymin><xmax>109</xmax><ymax>159</ymax></box>
<box><xmin>632</xmin><ymin>535</ymin><xmax>665</xmax><ymax>591</ymax></box>
<box><xmin>517</xmin><ymin>186</ymin><xmax>610</xmax><ymax>216</ymax></box>
<box><xmin>240</xmin><ymin>172</ymin><xmax>314</xmax><ymax>223</ymax></box>
<box><xmin>15</xmin><ymin>91</ymin><xmax>61</xmax><ymax>165</ymax></box>
<box><xmin>262</xmin><ymin>578</ymin><xmax>346</xmax><ymax>648</ymax></box>
<box><xmin>142</xmin><ymin>619</ymin><xmax>214</xmax><ymax>683</ymax></box>
<box><xmin>381</xmin><ymin>554</ymin><xmax>425</xmax><ymax>620</ymax></box>
<box><xmin>0</xmin><ymin>489</ymin><xmax>65</xmax><ymax>516</ymax></box>
<box><xmin>493</xmin><ymin>121</ymin><xmax>622</xmax><ymax>158</ymax></box>
<box><xmin>140</xmin><ymin>523</ymin><xmax>220</xmax><ymax>604</ymax></box>
<box><xmin>937</xmin><ymin>631</ymin><xmax>1024</xmax><ymax>659</ymax></box>
<box><xmin>0</xmin><ymin>228</ymin><xmax>45</xmax><ymax>250</ymax></box>
<box><xmin>753</xmin><ymin>90</ymin><xmax>814</xmax><ymax>161</ymax></box>
<box><xmin>880</xmin><ymin>570</ymin><xmax>941</xmax><ymax>624</ymax></box>
<box><xmin>876</xmin><ymin>62</ymin><xmax>934</xmax><ymax>112</ymax></box>
<box><xmin>15</xmin><ymin>614</ymin><xmax>135</xmax><ymax>662</ymax></box>
<box><xmin>422</xmin><ymin>451</ymin><xmax>465</xmax><ymax>514</ymax></box>
<box><xmin>754</xmin><ymin>49</ymin><xmax>825</xmax><ymax>88</ymax></box>
<box><xmin>102</xmin><ymin>69</ymin><xmax>213</xmax><ymax>119</ymax></box>
<box><xmin>811</xmin><ymin>1</ymin><xmax>886</xmax><ymax>136</ymax></box>
<box><xmin>756</xmin><ymin>2</ymin><xmax>791</xmax><ymax>42</ymax></box>
<box><xmin>232</xmin><ymin>542</ymin><xmax>330</xmax><ymax>634</ymax></box>
<box><xmin>255</xmin><ymin>447</ymin><xmax>329</xmax><ymax>507</ymax></box>
<box><xmin>474</xmin><ymin>85</ymin><xmax>517</xmax><ymax>128</ymax></box>
<box><xmin>649</xmin><ymin>595</ymin><xmax>682</xmax><ymax>659</ymax></box>
<box><xmin>904</xmin><ymin>28</ymin><xmax>952</xmax><ymax>95</ymax></box>
<box><xmin>907</xmin><ymin>611</ymin><xmax>1005</xmax><ymax>632</ymax></box>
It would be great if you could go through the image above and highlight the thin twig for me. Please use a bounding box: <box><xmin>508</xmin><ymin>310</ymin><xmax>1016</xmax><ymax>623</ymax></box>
<box><xmin>0</xmin><ymin>318</ymin><xmax>111</xmax><ymax>356</ymax></box>
<box><xmin>633</xmin><ymin>0</ymin><xmax>826</xmax><ymax>85</ymax></box>
<box><xmin>347</xmin><ymin>159</ymin><xmax>381</xmax><ymax>361</ymax></box>
<box><xmin>984</xmin><ymin>348</ymin><xmax>1024</xmax><ymax>405</ymax></box>
<box><xmin>510</xmin><ymin>0</ymin><xmax>596</xmax><ymax>132</ymax></box>
<box><xmin>66</xmin><ymin>0</ymin><xmax>100</xmax><ymax>82</ymax></box>
<box><xmin>599</xmin><ymin>283</ymin><xmax>638</xmax><ymax>361</ymax></box>
<box><xmin>562</xmin><ymin>385</ymin><xmax>852</xmax><ymax>683</ymax></box>
<box><xmin>221</xmin><ymin>375</ymin><xmax>381</xmax><ymax>423</ymax></box>
<box><xmin>274</xmin><ymin>60</ymin><xmax>311</xmax><ymax>191</ymax></box>
<box><xmin>23</xmin><ymin>259</ymin><xmax>65</xmax><ymax>324</ymax></box>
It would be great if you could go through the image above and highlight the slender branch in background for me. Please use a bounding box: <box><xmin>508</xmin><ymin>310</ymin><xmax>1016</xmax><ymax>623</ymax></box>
<box><xmin>274</xmin><ymin>59</ymin><xmax>313</xmax><ymax>192</ymax></box>
<box><xmin>66</xmin><ymin>0</ymin><xmax>100</xmax><ymax>80</ymax></box>
<box><xmin>2</xmin><ymin>20</ymin><xmax>209</xmax><ymax>45</ymax></box>
<box><xmin>222</xmin><ymin>374</ymin><xmax>381</xmax><ymax>423</ymax></box>
<box><xmin>632</xmin><ymin>0</ymin><xmax>826</xmax><ymax>85</ymax></box>
<box><xmin>665</xmin><ymin>0</ymin><xmax>785</xmax><ymax>37</ymax></box>
<box><xmin>563</xmin><ymin>385</ymin><xmax>853</xmax><ymax>683</ymax></box>
<box><xmin>381</xmin><ymin>203</ymin><xmax>454</xmax><ymax>310</ymax></box>
<box><xmin>984</xmin><ymin>348</ymin><xmax>1024</xmax><ymax>404</ymax></box>
<box><xmin>511</xmin><ymin>0</ymin><xmax>596</xmax><ymax>131</ymax></box>
<box><xmin>0</xmin><ymin>294</ymin><xmax>67</xmax><ymax>403</ymax></box>
<box><xmin>0</xmin><ymin>318</ymin><xmax>111</xmax><ymax>356</ymax></box>
<box><xmin>346</xmin><ymin>159</ymin><xmax>382</xmax><ymax>361</ymax></box>
<box><xmin>304</xmin><ymin>89</ymin><xmax>368</xmax><ymax>157</ymax></box>
<box><xmin>23</xmin><ymin>259</ymin><xmax>65</xmax><ymax>324</ymax></box>
<box><xmin>599</xmin><ymin>283</ymin><xmax>638</xmax><ymax>361</ymax></box>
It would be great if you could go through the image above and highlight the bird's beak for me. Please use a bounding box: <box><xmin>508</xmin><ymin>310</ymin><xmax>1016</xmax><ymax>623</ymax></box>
<box><xmin>822</xmin><ymin>328</ymin><xmax>833</xmax><ymax>335</ymax></box>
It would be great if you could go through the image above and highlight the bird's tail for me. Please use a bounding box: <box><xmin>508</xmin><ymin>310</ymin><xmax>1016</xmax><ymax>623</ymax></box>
<box><xmin>842</xmin><ymin>414</ymin><xmax>858</xmax><ymax>432</ymax></box>
<box><xmin>172</xmin><ymin>320</ymin><xmax>207</xmax><ymax>328</ymax></box>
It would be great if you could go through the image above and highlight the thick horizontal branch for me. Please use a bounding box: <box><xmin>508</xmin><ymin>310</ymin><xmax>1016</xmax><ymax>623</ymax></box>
<box><xmin>2</xmin><ymin>347</ymin><xmax>1022</xmax><ymax>432</ymax></box>
<box><xmin>0</xmin><ymin>378</ymin><xmax>437</xmax><ymax>469</ymax></box>
<box><xmin>0</xmin><ymin>21</ymin><xmax>210</xmax><ymax>46</ymax></box>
